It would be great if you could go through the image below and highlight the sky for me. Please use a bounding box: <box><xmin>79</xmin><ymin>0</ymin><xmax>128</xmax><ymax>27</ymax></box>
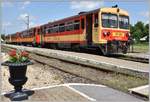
<box><xmin>2</xmin><ymin>0</ymin><xmax>149</xmax><ymax>35</ymax></box>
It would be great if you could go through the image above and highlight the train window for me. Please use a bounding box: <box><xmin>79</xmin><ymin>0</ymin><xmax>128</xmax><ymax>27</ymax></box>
<box><xmin>102</xmin><ymin>13</ymin><xmax>118</xmax><ymax>28</ymax></box>
<box><xmin>53</xmin><ymin>25</ymin><xmax>59</xmax><ymax>33</ymax></box>
<box><xmin>74</xmin><ymin>20</ymin><xmax>80</xmax><ymax>30</ymax></box>
<box><xmin>59</xmin><ymin>23</ymin><xmax>65</xmax><ymax>32</ymax></box>
<box><xmin>46</xmin><ymin>27</ymin><xmax>53</xmax><ymax>34</ymax></box>
<box><xmin>37</xmin><ymin>29</ymin><xmax>40</xmax><ymax>35</ymax></box>
<box><xmin>44</xmin><ymin>26</ymin><xmax>47</xmax><ymax>34</ymax></box>
<box><xmin>22</xmin><ymin>31</ymin><xmax>28</xmax><ymax>37</ymax></box>
<box><xmin>81</xmin><ymin>18</ymin><xmax>85</xmax><ymax>29</ymax></box>
<box><xmin>46</xmin><ymin>25</ymin><xmax>52</xmax><ymax>34</ymax></box>
<box><xmin>66</xmin><ymin>22</ymin><xmax>74</xmax><ymax>31</ymax></box>
<box><xmin>94</xmin><ymin>13</ymin><xmax>99</xmax><ymax>27</ymax></box>
<box><xmin>49</xmin><ymin>29</ymin><xmax>52</xmax><ymax>33</ymax></box>
<box><xmin>119</xmin><ymin>15</ymin><xmax>129</xmax><ymax>29</ymax></box>
<box><xmin>30</xmin><ymin>29</ymin><xmax>34</xmax><ymax>37</ymax></box>
<box><xmin>34</xmin><ymin>28</ymin><xmax>36</xmax><ymax>35</ymax></box>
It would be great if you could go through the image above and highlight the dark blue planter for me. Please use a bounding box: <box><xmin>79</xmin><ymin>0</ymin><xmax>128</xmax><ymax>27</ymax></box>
<box><xmin>2</xmin><ymin>61</ymin><xmax>33</xmax><ymax>101</ymax></box>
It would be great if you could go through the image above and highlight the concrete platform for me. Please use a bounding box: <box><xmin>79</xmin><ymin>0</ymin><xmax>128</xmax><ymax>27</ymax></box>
<box><xmin>2</xmin><ymin>44</ymin><xmax>149</xmax><ymax>78</ymax></box>
<box><xmin>1</xmin><ymin>83</ymin><xmax>146</xmax><ymax>102</ymax></box>
<box><xmin>129</xmin><ymin>85</ymin><xmax>149</xmax><ymax>98</ymax></box>
<box><xmin>125</xmin><ymin>53</ymin><xmax>149</xmax><ymax>59</ymax></box>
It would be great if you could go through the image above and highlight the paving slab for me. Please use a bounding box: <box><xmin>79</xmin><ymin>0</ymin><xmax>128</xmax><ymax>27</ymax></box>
<box><xmin>1</xmin><ymin>86</ymin><xmax>90</xmax><ymax>102</ymax></box>
<box><xmin>69</xmin><ymin>84</ymin><xmax>146</xmax><ymax>102</ymax></box>
<box><xmin>129</xmin><ymin>85</ymin><xmax>149</xmax><ymax>98</ymax></box>
<box><xmin>1</xmin><ymin>83</ymin><xmax>146</xmax><ymax>102</ymax></box>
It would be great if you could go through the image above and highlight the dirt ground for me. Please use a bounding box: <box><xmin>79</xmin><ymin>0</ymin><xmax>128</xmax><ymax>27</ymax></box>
<box><xmin>1</xmin><ymin>53</ymin><xmax>93</xmax><ymax>93</ymax></box>
<box><xmin>1</xmin><ymin>54</ymin><xmax>62</xmax><ymax>93</ymax></box>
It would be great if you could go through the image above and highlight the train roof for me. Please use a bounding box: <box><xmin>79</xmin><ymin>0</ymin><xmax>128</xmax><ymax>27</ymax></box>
<box><xmin>47</xmin><ymin>8</ymin><xmax>100</xmax><ymax>25</ymax></box>
<box><xmin>46</xmin><ymin>7</ymin><xmax>129</xmax><ymax>25</ymax></box>
<box><xmin>101</xmin><ymin>7</ymin><xmax>129</xmax><ymax>16</ymax></box>
<box><xmin>9</xmin><ymin>6</ymin><xmax>129</xmax><ymax>35</ymax></box>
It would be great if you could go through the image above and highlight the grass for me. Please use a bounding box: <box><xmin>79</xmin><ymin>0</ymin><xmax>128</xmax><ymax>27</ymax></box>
<box><xmin>92</xmin><ymin>70</ymin><xmax>149</xmax><ymax>94</ymax></box>
<box><xmin>131</xmin><ymin>42</ymin><xmax>149</xmax><ymax>53</ymax></box>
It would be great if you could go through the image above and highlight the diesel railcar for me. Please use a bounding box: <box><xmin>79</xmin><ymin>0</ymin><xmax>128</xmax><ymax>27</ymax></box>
<box><xmin>5</xmin><ymin>6</ymin><xmax>130</xmax><ymax>55</ymax></box>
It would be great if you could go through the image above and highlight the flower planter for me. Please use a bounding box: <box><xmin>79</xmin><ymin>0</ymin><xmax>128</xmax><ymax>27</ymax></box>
<box><xmin>2</xmin><ymin>61</ymin><xmax>32</xmax><ymax>101</ymax></box>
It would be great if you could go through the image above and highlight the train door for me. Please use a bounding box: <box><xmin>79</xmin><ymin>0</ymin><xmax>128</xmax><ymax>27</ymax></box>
<box><xmin>35</xmin><ymin>28</ymin><xmax>41</xmax><ymax>45</ymax></box>
<box><xmin>86</xmin><ymin>14</ymin><xmax>93</xmax><ymax>45</ymax></box>
<box><xmin>92</xmin><ymin>12</ymin><xmax>99</xmax><ymax>43</ymax></box>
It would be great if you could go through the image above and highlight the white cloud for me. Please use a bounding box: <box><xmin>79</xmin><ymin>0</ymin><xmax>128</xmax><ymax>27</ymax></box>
<box><xmin>139</xmin><ymin>11</ymin><xmax>149</xmax><ymax>18</ymax></box>
<box><xmin>24</xmin><ymin>1</ymin><xmax>30</xmax><ymax>5</ymax></box>
<box><xmin>18</xmin><ymin>13</ymin><xmax>28</xmax><ymax>20</ymax></box>
<box><xmin>21</xmin><ymin>1</ymin><xmax>31</xmax><ymax>9</ymax></box>
<box><xmin>2</xmin><ymin>22</ymin><xmax>12</xmax><ymax>28</ymax></box>
<box><xmin>70</xmin><ymin>1</ymin><xmax>104</xmax><ymax>11</ymax></box>
<box><xmin>145</xmin><ymin>20</ymin><xmax>149</xmax><ymax>24</ymax></box>
<box><xmin>29</xmin><ymin>22</ymin><xmax>36</xmax><ymax>27</ymax></box>
<box><xmin>1</xmin><ymin>1</ymin><xmax>14</xmax><ymax>7</ymax></box>
<box><xmin>2</xmin><ymin>22</ymin><xmax>12</xmax><ymax>34</ymax></box>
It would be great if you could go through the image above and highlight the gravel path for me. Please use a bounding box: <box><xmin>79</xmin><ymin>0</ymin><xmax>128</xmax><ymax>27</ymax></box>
<box><xmin>1</xmin><ymin>53</ymin><xmax>94</xmax><ymax>93</ymax></box>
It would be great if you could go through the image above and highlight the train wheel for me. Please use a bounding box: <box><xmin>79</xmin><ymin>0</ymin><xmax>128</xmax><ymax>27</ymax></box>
<box><xmin>122</xmin><ymin>46</ymin><xmax>128</xmax><ymax>54</ymax></box>
<box><xmin>51</xmin><ymin>44</ymin><xmax>58</xmax><ymax>49</ymax></box>
<box><xmin>98</xmin><ymin>46</ymin><xmax>108</xmax><ymax>56</ymax></box>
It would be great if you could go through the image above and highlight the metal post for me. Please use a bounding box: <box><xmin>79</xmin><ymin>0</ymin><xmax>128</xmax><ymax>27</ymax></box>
<box><xmin>26</xmin><ymin>15</ymin><xmax>30</xmax><ymax>38</ymax></box>
<box><xmin>22</xmin><ymin>14</ymin><xmax>30</xmax><ymax>31</ymax></box>
<box><xmin>26</xmin><ymin>15</ymin><xmax>29</xmax><ymax>31</ymax></box>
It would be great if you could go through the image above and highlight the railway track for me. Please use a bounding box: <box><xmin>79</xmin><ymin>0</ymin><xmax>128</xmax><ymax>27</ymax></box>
<box><xmin>1</xmin><ymin>44</ymin><xmax>149</xmax><ymax>100</ymax></box>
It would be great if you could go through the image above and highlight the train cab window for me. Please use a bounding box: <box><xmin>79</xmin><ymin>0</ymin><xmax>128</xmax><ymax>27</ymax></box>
<box><xmin>81</xmin><ymin>18</ymin><xmax>85</xmax><ymax>29</ymax></box>
<box><xmin>94</xmin><ymin>13</ymin><xmax>99</xmax><ymax>27</ymax></box>
<box><xmin>102</xmin><ymin>13</ymin><xmax>118</xmax><ymax>28</ymax></box>
<box><xmin>59</xmin><ymin>23</ymin><xmax>65</xmax><ymax>32</ymax></box>
<box><xmin>119</xmin><ymin>15</ymin><xmax>129</xmax><ymax>29</ymax></box>
<box><xmin>74</xmin><ymin>20</ymin><xmax>80</xmax><ymax>30</ymax></box>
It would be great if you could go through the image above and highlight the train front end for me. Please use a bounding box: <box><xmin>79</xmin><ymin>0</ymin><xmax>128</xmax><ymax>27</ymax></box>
<box><xmin>99</xmin><ymin>7</ymin><xmax>130</xmax><ymax>55</ymax></box>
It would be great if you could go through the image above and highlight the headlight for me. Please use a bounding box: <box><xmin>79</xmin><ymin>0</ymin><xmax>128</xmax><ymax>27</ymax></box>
<box><xmin>126</xmin><ymin>32</ymin><xmax>129</xmax><ymax>37</ymax></box>
<box><xmin>103</xmin><ymin>32</ymin><xmax>107</xmax><ymax>36</ymax></box>
<box><xmin>103</xmin><ymin>31</ymin><xmax>110</xmax><ymax>37</ymax></box>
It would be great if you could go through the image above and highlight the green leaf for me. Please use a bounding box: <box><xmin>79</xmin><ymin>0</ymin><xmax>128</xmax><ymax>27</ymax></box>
<box><xmin>20</xmin><ymin>56</ymin><xmax>28</xmax><ymax>62</ymax></box>
<box><xmin>9</xmin><ymin>56</ymin><xmax>17</xmax><ymax>63</ymax></box>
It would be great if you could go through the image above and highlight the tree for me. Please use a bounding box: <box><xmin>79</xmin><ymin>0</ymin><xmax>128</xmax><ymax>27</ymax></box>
<box><xmin>135</xmin><ymin>21</ymin><xmax>145</xmax><ymax>38</ymax></box>
<box><xmin>144</xmin><ymin>24</ymin><xmax>149</xmax><ymax>41</ymax></box>
<box><xmin>1</xmin><ymin>34</ymin><xmax>5</xmax><ymax>40</ymax></box>
<box><xmin>130</xmin><ymin>21</ymin><xmax>149</xmax><ymax>42</ymax></box>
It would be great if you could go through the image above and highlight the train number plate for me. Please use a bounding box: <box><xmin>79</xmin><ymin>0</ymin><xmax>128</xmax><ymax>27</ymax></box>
<box><xmin>113</xmin><ymin>32</ymin><xmax>124</xmax><ymax>37</ymax></box>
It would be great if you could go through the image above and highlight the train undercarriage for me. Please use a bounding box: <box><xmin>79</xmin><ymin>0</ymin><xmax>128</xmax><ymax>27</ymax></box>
<box><xmin>7</xmin><ymin>40</ymin><xmax>130</xmax><ymax>56</ymax></box>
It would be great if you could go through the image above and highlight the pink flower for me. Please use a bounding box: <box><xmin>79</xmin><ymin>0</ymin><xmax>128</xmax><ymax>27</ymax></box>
<box><xmin>8</xmin><ymin>50</ymin><xmax>16</xmax><ymax>57</ymax></box>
